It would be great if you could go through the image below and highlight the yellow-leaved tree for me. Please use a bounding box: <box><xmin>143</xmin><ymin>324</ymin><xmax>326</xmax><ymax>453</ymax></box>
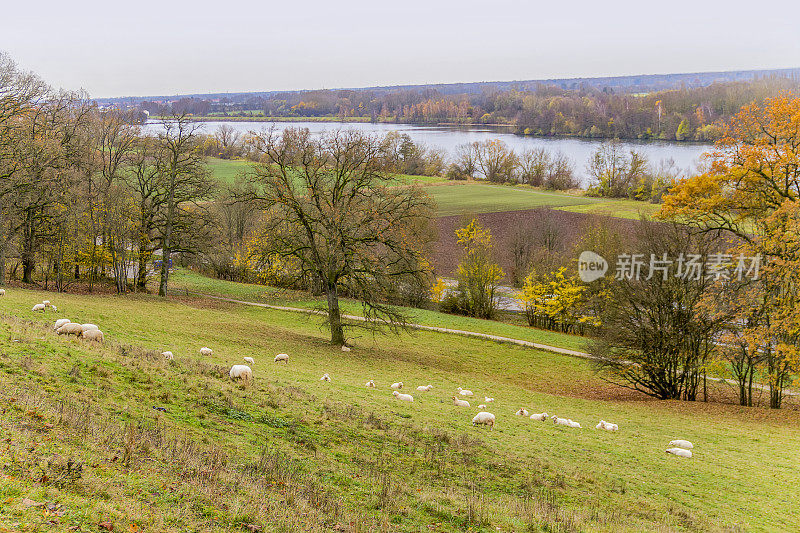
<box><xmin>446</xmin><ymin>219</ymin><xmax>504</xmax><ymax>318</ymax></box>
<box><xmin>518</xmin><ymin>267</ymin><xmax>597</xmax><ymax>334</ymax></box>
<box><xmin>660</xmin><ymin>92</ymin><xmax>800</xmax><ymax>408</ymax></box>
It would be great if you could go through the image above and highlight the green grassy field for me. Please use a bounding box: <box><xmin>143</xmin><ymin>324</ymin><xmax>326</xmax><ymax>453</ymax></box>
<box><xmin>204</xmin><ymin>158</ymin><xmax>446</xmax><ymax>188</ymax></box>
<box><xmin>423</xmin><ymin>183</ymin><xmax>598</xmax><ymax>216</ymax></box>
<box><xmin>168</xmin><ymin>269</ymin><xmax>589</xmax><ymax>352</ymax></box>
<box><xmin>203</xmin><ymin>159</ymin><xmax>652</xmax><ymax>219</ymax></box>
<box><xmin>1</xmin><ymin>287</ymin><xmax>798</xmax><ymax>532</ymax></box>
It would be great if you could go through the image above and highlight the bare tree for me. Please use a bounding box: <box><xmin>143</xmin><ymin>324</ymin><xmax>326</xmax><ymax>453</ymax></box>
<box><xmin>247</xmin><ymin>128</ymin><xmax>434</xmax><ymax>345</ymax></box>
<box><xmin>156</xmin><ymin>114</ymin><xmax>214</xmax><ymax>297</ymax></box>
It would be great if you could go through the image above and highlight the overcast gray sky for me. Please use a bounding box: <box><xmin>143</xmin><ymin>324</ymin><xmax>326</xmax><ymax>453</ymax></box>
<box><xmin>2</xmin><ymin>0</ymin><xmax>799</xmax><ymax>98</ymax></box>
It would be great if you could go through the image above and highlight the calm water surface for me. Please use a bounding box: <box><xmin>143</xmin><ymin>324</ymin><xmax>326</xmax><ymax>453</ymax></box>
<box><xmin>143</xmin><ymin>120</ymin><xmax>711</xmax><ymax>186</ymax></box>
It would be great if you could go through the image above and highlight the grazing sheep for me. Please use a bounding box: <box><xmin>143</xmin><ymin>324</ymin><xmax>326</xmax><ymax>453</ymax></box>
<box><xmin>42</xmin><ymin>300</ymin><xmax>51</xmax><ymax>307</ymax></box>
<box><xmin>320</xmin><ymin>373</ymin><xmax>331</xmax><ymax>382</ymax></box>
<box><xmin>567</xmin><ymin>419</ymin><xmax>582</xmax><ymax>429</ymax></box>
<box><xmin>452</xmin><ymin>396</ymin><xmax>471</xmax><ymax>408</ymax></box>
<box><xmin>478</xmin><ymin>404</ymin><xmax>487</xmax><ymax>410</ymax></box>
<box><xmin>54</xmin><ymin>318</ymin><xmax>71</xmax><ymax>330</ymax></box>
<box><xmin>32</xmin><ymin>303</ymin><xmax>45</xmax><ymax>312</ymax></box>
<box><xmin>416</xmin><ymin>385</ymin><xmax>433</xmax><ymax>392</ymax></box>
<box><xmin>390</xmin><ymin>382</ymin><xmax>403</xmax><ymax>390</ymax></box>
<box><xmin>274</xmin><ymin>353</ymin><xmax>289</xmax><ymax>363</ymax></box>
<box><xmin>596</xmin><ymin>420</ymin><xmax>619</xmax><ymax>431</ymax></box>
<box><xmin>341</xmin><ymin>345</ymin><xmax>351</xmax><ymax>352</ymax></box>
<box><xmin>0</xmin><ymin>289</ymin><xmax>5</xmax><ymax>296</ymax></box>
<box><xmin>456</xmin><ymin>387</ymin><xmax>473</xmax><ymax>397</ymax></box>
<box><xmin>392</xmin><ymin>390</ymin><xmax>413</xmax><ymax>402</ymax></box>
<box><xmin>80</xmin><ymin>323</ymin><xmax>99</xmax><ymax>333</ymax></box>
<box><xmin>666</xmin><ymin>448</ymin><xmax>692</xmax><ymax>458</ymax></box>
<box><xmin>56</xmin><ymin>323</ymin><xmax>83</xmax><ymax>336</ymax></box>
<box><xmin>668</xmin><ymin>440</ymin><xmax>694</xmax><ymax>449</ymax></box>
<box><xmin>162</xmin><ymin>351</ymin><xmax>174</xmax><ymax>361</ymax></box>
<box><xmin>229</xmin><ymin>364</ymin><xmax>252</xmax><ymax>382</ymax></box>
<box><xmin>51</xmin><ymin>305</ymin><xmax>57</xmax><ymax>312</ymax></box>
<box><xmin>365</xmin><ymin>380</ymin><xmax>376</xmax><ymax>388</ymax></box>
<box><xmin>484</xmin><ymin>396</ymin><xmax>494</xmax><ymax>403</ymax></box>
<box><xmin>472</xmin><ymin>411</ymin><xmax>495</xmax><ymax>429</ymax></box>
<box><xmin>243</xmin><ymin>357</ymin><xmax>255</xmax><ymax>365</ymax></box>
<box><xmin>529</xmin><ymin>412</ymin><xmax>549</xmax><ymax>421</ymax></box>
<box><xmin>515</xmin><ymin>408</ymin><xmax>529</xmax><ymax>417</ymax></box>
<box><xmin>200</xmin><ymin>347</ymin><xmax>213</xmax><ymax>356</ymax></box>
<box><xmin>81</xmin><ymin>329</ymin><xmax>104</xmax><ymax>342</ymax></box>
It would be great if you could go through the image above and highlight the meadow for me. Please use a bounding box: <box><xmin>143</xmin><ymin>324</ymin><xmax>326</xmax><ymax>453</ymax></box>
<box><xmin>1</xmin><ymin>285</ymin><xmax>799</xmax><ymax>532</ymax></box>
<box><xmin>204</xmin><ymin>158</ymin><xmax>656</xmax><ymax>219</ymax></box>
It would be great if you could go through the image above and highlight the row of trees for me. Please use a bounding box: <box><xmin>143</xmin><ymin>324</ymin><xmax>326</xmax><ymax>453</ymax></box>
<box><xmin>140</xmin><ymin>77</ymin><xmax>800</xmax><ymax>142</ymax></box>
<box><xmin>0</xmin><ymin>52</ymin><xmax>214</xmax><ymax>296</ymax></box>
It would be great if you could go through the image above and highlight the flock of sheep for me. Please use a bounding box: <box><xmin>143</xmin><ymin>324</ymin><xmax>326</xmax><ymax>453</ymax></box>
<box><xmin>29</xmin><ymin>297</ymin><xmax>106</xmax><ymax>342</ymax></box>
<box><xmin>5</xmin><ymin>288</ymin><xmax>697</xmax><ymax>459</ymax></box>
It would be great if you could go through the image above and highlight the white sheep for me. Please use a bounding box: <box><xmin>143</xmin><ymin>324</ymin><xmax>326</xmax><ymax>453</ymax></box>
<box><xmin>200</xmin><ymin>347</ymin><xmax>213</xmax><ymax>356</ymax></box>
<box><xmin>32</xmin><ymin>303</ymin><xmax>45</xmax><ymax>312</ymax></box>
<box><xmin>456</xmin><ymin>387</ymin><xmax>473</xmax><ymax>397</ymax></box>
<box><xmin>320</xmin><ymin>373</ymin><xmax>331</xmax><ymax>382</ymax></box>
<box><xmin>80</xmin><ymin>324</ymin><xmax>99</xmax><ymax>333</ymax></box>
<box><xmin>472</xmin><ymin>412</ymin><xmax>495</xmax><ymax>429</ymax></box>
<box><xmin>51</xmin><ymin>305</ymin><xmax>57</xmax><ymax>312</ymax></box>
<box><xmin>274</xmin><ymin>353</ymin><xmax>289</xmax><ymax>363</ymax></box>
<box><xmin>666</xmin><ymin>448</ymin><xmax>692</xmax><ymax>458</ymax></box>
<box><xmin>54</xmin><ymin>318</ymin><xmax>71</xmax><ymax>330</ymax></box>
<box><xmin>162</xmin><ymin>351</ymin><xmax>174</xmax><ymax>361</ymax></box>
<box><xmin>529</xmin><ymin>412</ymin><xmax>549</xmax><ymax>421</ymax></box>
<box><xmin>243</xmin><ymin>357</ymin><xmax>255</xmax><ymax>365</ymax></box>
<box><xmin>515</xmin><ymin>408</ymin><xmax>529</xmax><ymax>417</ymax></box>
<box><xmin>484</xmin><ymin>396</ymin><xmax>494</xmax><ymax>403</ymax></box>
<box><xmin>0</xmin><ymin>289</ymin><xmax>5</xmax><ymax>296</ymax></box>
<box><xmin>81</xmin><ymin>329</ymin><xmax>104</xmax><ymax>342</ymax></box>
<box><xmin>416</xmin><ymin>385</ymin><xmax>433</xmax><ymax>392</ymax></box>
<box><xmin>229</xmin><ymin>364</ymin><xmax>252</xmax><ymax>382</ymax></box>
<box><xmin>568</xmin><ymin>419</ymin><xmax>582</xmax><ymax>428</ymax></box>
<box><xmin>42</xmin><ymin>300</ymin><xmax>51</xmax><ymax>307</ymax></box>
<box><xmin>452</xmin><ymin>396</ymin><xmax>471</xmax><ymax>408</ymax></box>
<box><xmin>392</xmin><ymin>390</ymin><xmax>413</xmax><ymax>402</ymax></box>
<box><xmin>56</xmin><ymin>323</ymin><xmax>83</xmax><ymax>336</ymax></box>
<box><xmin>477</xmin><ymin>404</ymin><xmax>487</xmax><ymax>410</ymax></box>
<box><xmin>341</xmin><ymin>345</ymin><xmax>351</xmax><ymax>352</ymax></box>
<box><xmin>596</xmin><ymin>420</ymin><xmax>619</xmax><ymax>431</ymax></box>
<box><xmin>390</xmin><ymin>382</ymin><xmax>403</xmax><ymax>390</ymax></box>
<box><xmin>668</xmin><ymin>440</ymin><xmax>694</xmax><ymax>449</ymax></box>
<box><xmin>365</xmin><ymin>380</ymin><xmax>376</xmax><ymax>388</ymax></box>
<box><xmin>552</xmin><ymin>415</ymin><xmax>572</xmax><ymax>427</ymax></box>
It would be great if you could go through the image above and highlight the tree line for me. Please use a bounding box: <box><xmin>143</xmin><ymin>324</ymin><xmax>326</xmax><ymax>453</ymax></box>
<box><xmin>141</xmin><ymin>76</ymin><xmax>800</xmax><ymax>142</ymax></box>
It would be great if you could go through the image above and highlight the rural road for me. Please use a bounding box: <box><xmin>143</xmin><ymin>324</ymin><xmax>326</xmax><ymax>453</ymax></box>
<box><xmin>179</xmin><ymin>289</ymin><xmax>796</xmax><ymax>398</ymax></box>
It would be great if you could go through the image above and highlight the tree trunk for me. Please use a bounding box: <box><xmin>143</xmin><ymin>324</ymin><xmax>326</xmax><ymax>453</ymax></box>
<box><xmin>0</xmin><ymin>238</ymin><xmax>5</xmax><ymax>287</ymax></box>
<box><xmin>159</xmin><ymin>182</ymin><xmax>176</xmax><ymax>297</ymax></box>
<box><xmin>325</xmin><ymin>279</ymin><xmax>345</xmax><ymax>346</ymax></box>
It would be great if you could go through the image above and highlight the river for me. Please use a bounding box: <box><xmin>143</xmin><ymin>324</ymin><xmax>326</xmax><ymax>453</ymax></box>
<box><xmin>142</xmin><ymin>120</ymin><xmax>711</xmax><ymax>186</ymax></box>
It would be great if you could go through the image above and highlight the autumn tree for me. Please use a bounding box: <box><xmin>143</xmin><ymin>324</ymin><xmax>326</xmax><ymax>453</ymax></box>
<box><xmin>660</xmin><ymin>92</ymin><xmax>800</xmax><ymax>407</ymax></box>
<box><xmin>246</xmin><ymin>128</ymin><xmax>434</xmax><ymax>346</ymax></box>
<box><xmin>155</xmin><ymin>114</ymin><xmax>214</xmax><ymax>297</ymax></box>
<box><xmin>444</xmin><ymin>219</ymin><xmax>504</xmax><ymax>319</ymax></box>
<box><xmin>0</xmin><ymin>53</ymin><xmax>48</xmax><ymax>285</ymax></box>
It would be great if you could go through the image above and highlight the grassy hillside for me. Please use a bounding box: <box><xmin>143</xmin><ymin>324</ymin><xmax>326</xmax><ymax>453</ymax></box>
<box><xmin>1</xmin><ymin>288</ymin><xmax>799</xmax><ymax>532</ymax></box>
<box><xmin>168</xmin><ymin>269</ymin><xmax>589</xmax><ymax>352</ymax></box>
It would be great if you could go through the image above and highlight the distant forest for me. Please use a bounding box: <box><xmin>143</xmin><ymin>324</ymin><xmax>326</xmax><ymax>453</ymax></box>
<box><xmin>122</xmin><ymin>70</ymin><xmax>800</xmax><ymax>142</ymax></box>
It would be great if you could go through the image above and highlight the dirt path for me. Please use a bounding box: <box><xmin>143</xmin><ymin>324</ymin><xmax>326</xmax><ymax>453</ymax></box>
<box><xmin>179</xmin><ymin>289</ymin><xmax>796</xmax><ymax>396</ymax></box>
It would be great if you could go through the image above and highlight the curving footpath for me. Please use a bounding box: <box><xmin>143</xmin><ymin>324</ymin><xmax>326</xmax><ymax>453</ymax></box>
<box><xmin>179</xmin><ymin>289</ymin><xmax>795</xmax><ymax>396</ymax></box>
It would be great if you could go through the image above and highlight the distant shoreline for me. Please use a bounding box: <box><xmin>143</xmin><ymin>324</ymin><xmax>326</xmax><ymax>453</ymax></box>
<box><xmin>146</xmin><ymin>115</ymin><xmax>711</xmax><ymax>145</ymax></box>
